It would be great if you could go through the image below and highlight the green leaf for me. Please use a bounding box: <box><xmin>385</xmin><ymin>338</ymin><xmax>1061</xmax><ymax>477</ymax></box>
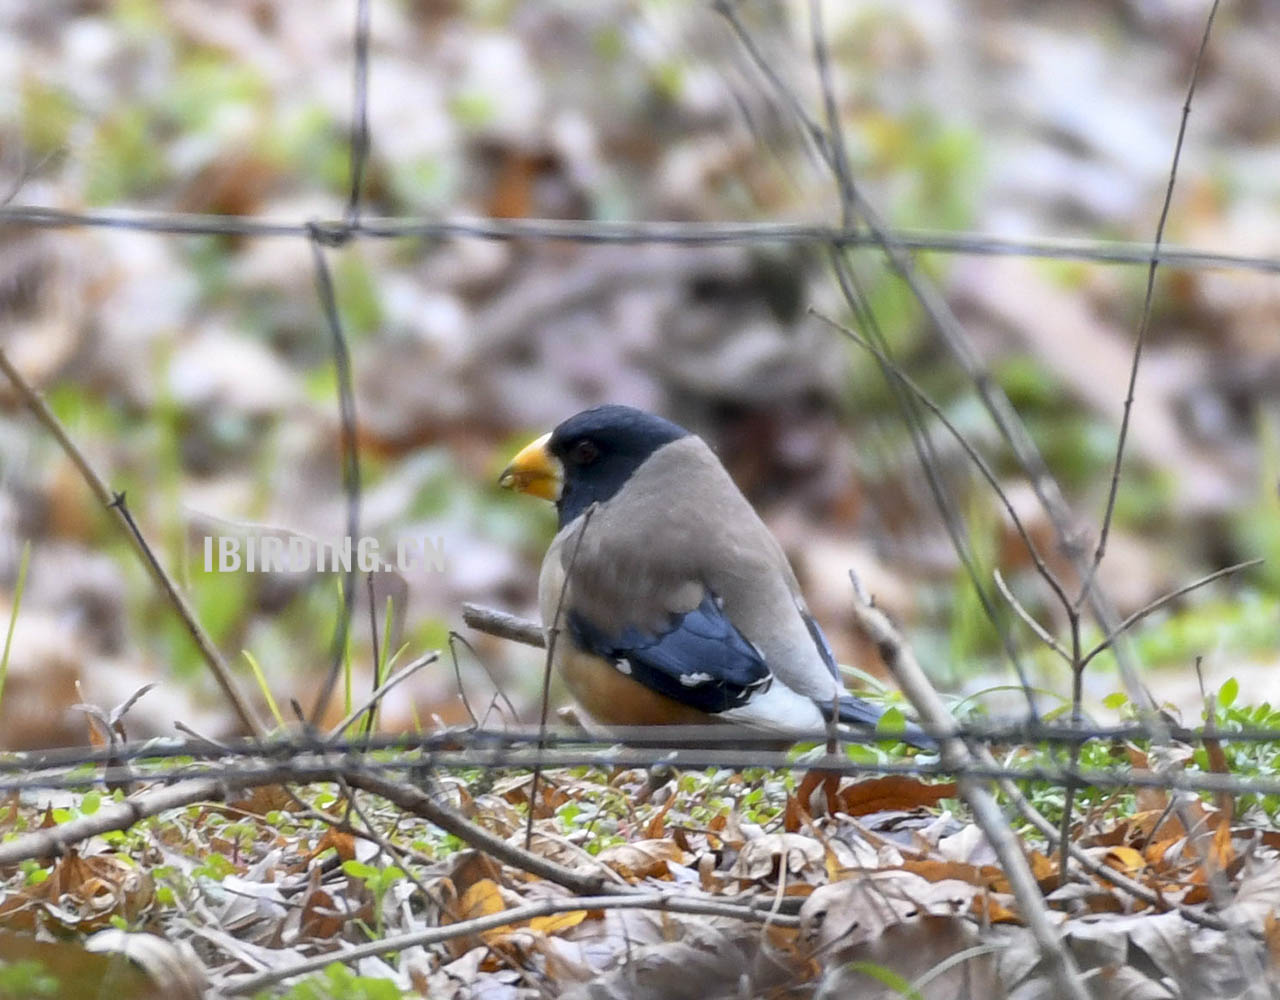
<box><xmin>1219</xmin><ymin>677</ymin><xmax>1239</xmax><ymax>709</ymax></box>
<box><xmin>342</xmin><ymin>859</ymin><xmax>378</xmax><ymax>880</ymax></box>
<box><xmin>845</xmin><ymin>961</ymin><xmax>925</xmax><ymax>1000</ymax></box>
<box><xmin>1102</xmin><ymin>692</ymin><xmax>1129</xmax><ymax>710</ymax></box>
<box><xmin>876</xmin><ymin>706</ymin><xmax>907</xmax><ymax>735</ymax></box>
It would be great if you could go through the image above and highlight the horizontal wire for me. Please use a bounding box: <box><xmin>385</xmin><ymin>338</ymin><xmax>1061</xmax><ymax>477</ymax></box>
<box><xmin>7</xmin><ymin>717</ymin><xmax>1280</xmax><ymax>773</ymax></box>
<box><xmin>5</xmin><ymin>719</ymin><xmax>1278</xmax><ymax>775</ymax></box>
<box><xmin>1</xmin><ymin>205</ymin><xmax>1277</xmax><ymax>273</ymax></box>
<box><xmin>3</xmin><ymin>744</ymin><xmax>1278</xmax><ymax>801</ymax></box>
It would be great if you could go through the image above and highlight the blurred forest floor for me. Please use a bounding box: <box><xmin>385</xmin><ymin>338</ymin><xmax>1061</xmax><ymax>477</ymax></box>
<box><xmin>1</xmin><ymin>0</ymin><xmax>1279</xmax><ymax>748</ymax></box>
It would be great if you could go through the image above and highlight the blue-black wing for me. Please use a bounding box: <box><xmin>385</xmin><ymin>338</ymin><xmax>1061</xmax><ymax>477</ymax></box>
<box><xmin>567</xmin><ymin>593</ymin><xmax>772</xmax><ymax>714</ymax></box>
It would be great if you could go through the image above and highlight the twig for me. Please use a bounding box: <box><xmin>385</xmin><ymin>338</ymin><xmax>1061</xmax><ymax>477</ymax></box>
<box><xmin>340</xmin><ymin>767</ymin><xmax>627</xmax><ymax>897</ymax></box>
<box><xmin>361</xmin><ymin>574</ymin><xmax>382</xmax><ymax>739</ymax></box>
<box><xmin>0</xmin><ymin>759</ymin><xmax>626</xmax><ymax>900</ymax></box>
<box><xmin>527</xmin><ymin>504</ymin><xmax>596</xmax><ymax>849</ymax></box>
<box><xmin>719</xmin><ymin>0</ymin><xmax>1151</xmax><ymax>725</ymax></box>
<box><xmin>1081</xmin><ymin>0</ymin><xmax>1222</xmax><ymax>600</ymax></box>
<box><xmin>462</xmin><ymin>603</ymin><xmax>547</xmax><ymax>648</ymax></box>
<box><xmin>1079</xmin><ymin>557</ymin><xmax>1262</xmax><ymax>670</ymax></box>
<box><xmin>446</xmin><ymin>632</ymin><xmax>481</xmax><ymax>728</ymax></box>
<box><xmin>223</xmin><ymin>890</ymin><xmax>800</xmax><ymax>996</ymax></box>
<box><xmin>325</xmin><ymin>650</ymin><xmax>441</xmax><ymax>740</ymax></box>
<box><xmin>448</xmin><ymin>630</ymin><xmax>522</xmax><ymax>723</ymax></box>
<box><xmin>0</xmin><ymin>777</ymin><xmax>227</xmax><ymax>865</ymax></box>
<box><xmin>846</xmin><ymin>570</ymin><xmax>1088</xmax><ymax>1000</ymax></box>
<box><xmin>0</xmin><ymin>347</ymin><xmax>265</xmax><ymax>739</ymax></box>
<box><xmin>722</xmin><ymin>0</ymin><xmax>1040</xmax><ymax>711</ymax></box>
<box><xmin>995</xmin><ymin>773</ymin><xmax>1228</xmax><ymax>932</ymax></box>
<box><xmin>813</xmin><ymin>308</ymin><xmax>1073</xmax><ymax>619</ymax></box>
<box><xmin>993</xmin><ymin>569</ymin><xmax>1071</xmax><ymax>664</ymax></box>
<box><xmin>332</xmin><ymin>772</ymin><xmax>444</xmax><ymax>913</ymax></box>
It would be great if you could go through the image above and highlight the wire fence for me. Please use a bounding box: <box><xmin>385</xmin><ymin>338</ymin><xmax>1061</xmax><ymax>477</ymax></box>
<box><xmin>0</xmin><ymin>0</ymin><xmax>1261</xmax><ymax>771</ymax></box>
<box><xmin>3</xmin><ymin>724</ymin><xmax>1280</xmax><ymax>796</ymax></box>
<box><xmin>0</xmin><ymin>0</ymin><xmax>1269</xmax><ymax>951</ymax></box>
<box><xmin>5</xmin><ymin>2</ymin><xmax>1279</xmax><ymax>996</ymax></box>
<box><xmin>4</xmin><ymin>204</ymin><xmax>1280</xmax><ymax>272</ymax></box>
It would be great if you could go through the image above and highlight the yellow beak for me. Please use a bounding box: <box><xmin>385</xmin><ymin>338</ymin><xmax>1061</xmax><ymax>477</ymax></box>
<box><xmin>498</xmin><ymin>432</ymin><xmax>563</xmax><ymax>502</ymax></box>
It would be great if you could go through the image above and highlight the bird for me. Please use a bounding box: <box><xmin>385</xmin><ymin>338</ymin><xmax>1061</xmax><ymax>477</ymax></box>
<box><xmin>498</xmin><ymin>404</ymin><xmax>933</xmax><ymax>749</ymax></box>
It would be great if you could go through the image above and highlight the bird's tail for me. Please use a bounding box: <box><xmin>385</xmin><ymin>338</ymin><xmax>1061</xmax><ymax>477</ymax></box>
<box><xmin>829</xmin><ymin>695</ymin><xmax>936</xmax><ymax>750</ymax></box>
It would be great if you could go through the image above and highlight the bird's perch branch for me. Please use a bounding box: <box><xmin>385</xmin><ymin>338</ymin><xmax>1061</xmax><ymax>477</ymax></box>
<box><xmin>462</xmin><ymin>603</ymin><xmax>546</xmax><ymax>648</ymax></box>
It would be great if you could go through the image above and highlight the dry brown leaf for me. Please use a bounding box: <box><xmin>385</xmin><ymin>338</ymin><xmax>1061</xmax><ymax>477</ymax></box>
<box><xmin>491</xmin><ymin>773</ymin><xmax>570</xmax><ymax>816</ymax></box>
<box><xmin>1144</xmin><ymin>836</ymin><xmax>1182</xmax><ymax>871</ymax></box>
<box><xmin>728</xmin><ymin>833</ymin><xmax>825</xmax><ymax>882</ymax></box>
<box><xmin>1026</xmin><ymin>850</ymin><xmax>1058</xmax><ymax>889</ymax></box>
<box><xmin>783</xmin><ymin>791</ymin><xmax>810</xmax><ymax>834</ymax></box>
<box><xmin>31</xmin><ymin>849</ymin><xmax>155</xmax><ymax>932</ymax></box>
<box><xmin>837</xmin><ymin>776</ymin><xmax>959</xmax><ymax>816</ymax></box>
<box><xmin>901</xmin><ymin>858</ymin><xmax>1004</xmax><ymax>892</ymax></box>
<box><xmin>229</xmin><ymin>785</ymin><xmax>295</xmax><ymax>817</ymax></box>
<box><xmin>1202</xmin><ymin>731</ymin><xmax>1234</xmax><ymax>821</ymax></box>
<box><xmin>796</xmin><ymin>770</ymin><xmax>841</xmax><ymax>816</ymax></box>
<box><xmin>559</xmin><ymin>919</ymin><xmax>801</xmax><ymax>1000</ymax></box>
<box><xmin>972</xmin><ymin>892</ymin><xmax>1021</xmax><ymax>924</ymax></box>
<box><xmin>520</xmin><ymin>831</ymin><xmax>622</xmax><ymax>883</ymax></box>
<box><xmin>816</xmin><ymin>914</ymin><xmax>1000</xmax><ymax>999</ymax></box>
<box><xmin>300</xmin><ymin>886</ymin><xmax>346</xmax><ymax>939</ymax></box>
<box><xmin>457</xmin><ymin>878</ymin><xmax>506</xmax><ymax>922</ymax></box>
<box><xmin>596</xmin><ymin>840</ymin><xmax>691</xmax><ymax>881</ymax></box>
<box><xmin>0</xmin><ymin>929</ymin><xmax>171</xmax><ymax>999</ymax></box>
<box><xmin>442</xmin><ymin>877</ymin><xmax>508</xmax><ymax>959</ymax></box>
<box><xmin>527</xmin><ymin>909</ymin><xmax>589</xmax><ymax>935</ymax></box>
<box><xmin>1135</xmin><ymin>783</ymin><xmax>1170</xmax><ymax>815</ymax></box>
<box><xmin>447</xmin><ymin>850</ymin><xmax>505</xmax><ymax>900</ymax></box>
<box><xmin>1103</xmin><ymin>846</ymin><xmax>1148</xmax><ymax>876</ymax></box>
<box><xmin>85</xmin><ymin>929</ymin><xmax>205</xmax><ymax>1000</ymax></box>
<box><xmin>308</xmin><ymin>829</ymin><xmax>357</xmax><ymax>864</ymax></box>
<box><xmin>1264</xmin><ymin>912</ymin><xmax>1280</xmax><ymax>971</ymax></box>
<box><xmin>643</xmin><ymin>797</ymin><xmax>675</xmax><ymax>839</ymax></box>
<box><xmin>471</xmin><ymin>793</ymin><xmax>524</xmax><ymax>835</ymax></box>
<box><xmin>801</xmin><ymin>870</ymin><xmax>981</xmax><ymax>955</ymax></box>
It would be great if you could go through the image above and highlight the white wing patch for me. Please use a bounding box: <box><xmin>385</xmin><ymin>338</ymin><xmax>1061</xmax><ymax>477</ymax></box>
<box><xmin>721</xmin><ymin>682</ymin><xmax>826</xmax><ymax>733</ymax></box>
<box><xmin>678</xmin><ymin>671</ymin><xmax>714</xmax><ymax>687</ymax></box>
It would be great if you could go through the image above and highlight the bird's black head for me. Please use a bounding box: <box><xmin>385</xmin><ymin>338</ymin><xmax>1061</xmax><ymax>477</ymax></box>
<box><xmin>547</xmin><ymin>405</ymin><xmax>689</xmax><ymax>526</ymax></box>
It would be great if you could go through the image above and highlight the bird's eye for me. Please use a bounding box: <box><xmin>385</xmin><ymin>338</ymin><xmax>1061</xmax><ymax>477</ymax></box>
<box><xmin>568</xmin><ymin>438</ymin><xmax>599</xmax><ymax>465</ymax></box>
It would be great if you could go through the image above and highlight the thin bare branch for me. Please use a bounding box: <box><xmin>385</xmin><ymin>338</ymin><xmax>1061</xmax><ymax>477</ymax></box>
<box><xmin>1080</xmin><ymin>557</ymin><xmax>1263</xmax><ymax>670</ymax></box>
<box><xmin>224</xmin><ymin>890</ymin><xmax>799</xmax><ymax>996</ymax></box>
<box><xmin>995</xmin><ymin>772</ymin><xmax>1227</xmax><ymax>932</ymax></box>
<box><xmin>527</xmin><ymin>503</ymin><xmax>596</xmax><ymax>848</ymax></box>
<box><xmin>1082</xmin><ymin>0</ymin><xmax>1223</xmax><ymax>602</ymax></box>
<box><xmin>993</xmin><ymin>569</ymin><xmax>1071</xmax><ymax>664</ymax></box>
<box><xmin>0</xmin><ymin>347</ymin><xmax>265</xmax><ymax>739</ymax></box>
<box><xmin>325</xmin><ymin>650</ymin><xmax>441</xmax><ymax>740</ymax></box>
<box><xmin>463</xmin><ymin>603</ymin><xmax>547</xmax><ymax>648</ymax></box>
<box><xmin>813</xmin><ymin>307</ymin><xmax>1073</xmax><ymax>617</ymax></box>
<box><xmin>845</xmin><ymin>569</ymin><xmax>1088</xmax><ymax>1000</ymax></box>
